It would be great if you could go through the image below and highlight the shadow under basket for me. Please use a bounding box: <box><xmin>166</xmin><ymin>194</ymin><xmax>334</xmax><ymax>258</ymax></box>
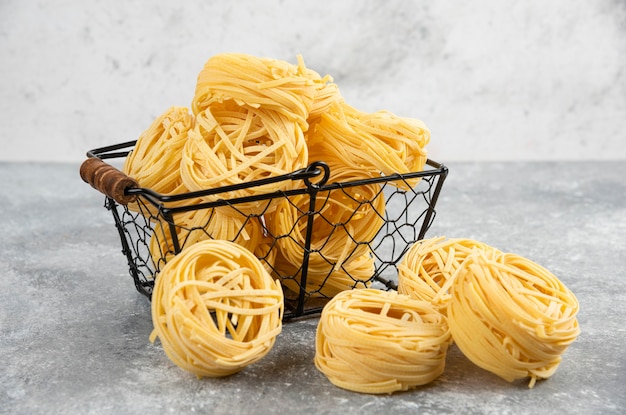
<box><xmin>81</xmin><ymin>140</ymin><xmax>448</xmax><ymax>320</ymax></box>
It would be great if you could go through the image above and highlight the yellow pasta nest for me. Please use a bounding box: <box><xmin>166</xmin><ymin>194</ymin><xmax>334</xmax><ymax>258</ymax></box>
<box><xmin>315</xmin><ymin>288</ymin><xmax>451</xmax><ymax>394</ymax></box>
<box><xmin>149</xmin><ymin>240</ymin><xmax>284</xmax><ymax>378</ymax></box>
<box><xmin>180</xmin><ymin>98</ymin><xmax>309</xmax><ymax>214</ymax></box>
<box><xmin>123</xmin><ymin>106</ymin><xmax>193</xmax><ymax>194</ymax></box>
<box><xmin>148</xmin><ymin>206</ymin><xmax>266</xmax><ymax>268</ymax></box>
<box><xmin>397</xmin><ymin>236</ymin><xmax>499</xmax><ymax>313</ymax></box>
<box><xmin>306</xmin><ymin>102</ymin><xmax>430</xmax><ymax>187</ymax></box>
<box><xmin>266</xmin><ymin>177</ymin><xmax>386</xmax><ymax>280</ymax></box>
<box><xmin>192</xmin><ymin>53</ymin><xmax>337</xmax><ymax>129</ymax></box>
<box><xmin>275</xmin><ymin>250</ymin><xmax>375</xmax><ymax>299</ymax></box>
<box><xmin>447</xmin><ymin>251</ymin><xmax>580</xmax><ymax>388</ymax></box>
<box><xmin>122</xmin><ymin>106</ymin><xmax>197</xmax><ymax>214</ymax></box>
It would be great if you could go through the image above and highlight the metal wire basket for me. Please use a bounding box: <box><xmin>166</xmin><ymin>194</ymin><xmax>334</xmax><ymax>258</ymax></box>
<box><xmin>81</xmin><ymin>140</ymin><xmax>448</xmax><ymax>319</ymax></box>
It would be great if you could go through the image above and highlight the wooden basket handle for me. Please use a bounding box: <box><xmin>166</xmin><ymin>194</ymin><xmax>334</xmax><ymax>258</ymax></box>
<box><xmin>80</xmin><ymin>157</ymin><xmax>138</xmax><ymax>205</ymax></box>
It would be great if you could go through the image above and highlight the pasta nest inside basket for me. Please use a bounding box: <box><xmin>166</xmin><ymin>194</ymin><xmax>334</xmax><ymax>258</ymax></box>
<box><xmin>180</xmin><ymin>98</ymin><xmax>309</xmax><ymax>215</ymax></box>
<box><xmin>265</xmin><ymin>169</ymin><xmax>386</xmax><ymax>295</ymax></box>
<box><xmin>148</xmin><ymin>207</ymin><xmax>275</xmax><ymax>276</ymax></box>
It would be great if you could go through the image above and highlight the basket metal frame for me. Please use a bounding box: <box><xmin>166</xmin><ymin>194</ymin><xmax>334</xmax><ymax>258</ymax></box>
<box><xmin>88</xmin><ymin>140</ymin><xmax>448</xmax><ymax>319</ymax></box>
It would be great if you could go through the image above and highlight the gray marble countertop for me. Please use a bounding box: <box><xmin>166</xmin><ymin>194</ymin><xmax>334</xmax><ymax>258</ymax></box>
<box><xmin>1</xmin><ymin>161</ymin><xmax>624</xmax><ymax>415</ymax></box>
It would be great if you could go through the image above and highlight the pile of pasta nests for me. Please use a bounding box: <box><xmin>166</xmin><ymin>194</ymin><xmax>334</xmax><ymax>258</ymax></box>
<box><xmin>316</xmin><ymin>236</ymin><xmax>580</xmax><ymax>393</ymax></box>
<box><xmin>123</xmin><ymin>53</ymin><xmax>579</xmax><ymax>394</ymax></box>
<box><xmin>124</xmin><ymin>52</ymin><xmax>429</xmax><ymax>298</ymax></box>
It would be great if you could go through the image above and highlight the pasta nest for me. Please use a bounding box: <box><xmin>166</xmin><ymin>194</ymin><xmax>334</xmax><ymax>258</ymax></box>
<box><xmin>315</xmin><ymin>288</ymin><xmax>451</xmax><ymax>394</ymax></box>
<box><xmin>265</xmin><ymin>174</ymin><xmax>386</xmax><ymax>279</ymax></box>
<box><xmin>148</xmin><ymin>207</ymin><xmax>274</xmax><ymax>275</ymax></box>
<box><xmin>180</xmin><ymin>98</ymin><xmax>309</xmax><ymax>214</ymax></box>
<box><xmin>122</xmin><ymin>106</ymin><xmax>198</xmax><ymax>215</ymax></box>
<box><xmin>150</xmin><ymin>240</ymin><xmax>284</xmax><ymax>378</ymax></box>
<box><xmin>273</xmin><ymin>249</ymin><xmax>375</xmax><ymax>299</ymax></box>
<box><xmin>192</xmin><ymin>53</ymin><xmax>338</xmax><ymax>129</ymax></box>
<box><xmin>397</xmin><ymin>236</ymin><xmax>499</xmax><ymax>313</ymax></box>
<box><xmin>447</xmin><ymin>250</ymin><xmax>580</xmax><ymax>387</ymax></box>
<box><xmin>306</xmin><ymin>102</ymin><xmax>430</xmax><ymax>189</ymax></box>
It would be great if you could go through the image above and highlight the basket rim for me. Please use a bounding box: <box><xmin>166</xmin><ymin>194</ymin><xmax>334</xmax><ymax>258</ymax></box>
<box><xmin>86</xmin><ymin>140</ymin><xmax>448</xmax><ymax>214</ymax></box>
<box><xmin>90</xmin><ymin>140</ymin><xmax>449</xmax><ymax>319</ymax></box>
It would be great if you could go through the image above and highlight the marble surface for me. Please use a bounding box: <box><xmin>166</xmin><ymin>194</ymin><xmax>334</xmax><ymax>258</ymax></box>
<box><xmin>1</xmin><ymin>161</ymin><xmax>625</xmax><ymax>414</ymax></box>
<box><xmin>1</xmin><ymin>0</ymin><xmax>626</xmax><ymax>162</ymax></box>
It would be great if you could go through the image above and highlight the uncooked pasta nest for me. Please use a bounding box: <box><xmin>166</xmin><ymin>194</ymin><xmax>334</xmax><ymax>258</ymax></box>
<box><xmin>180</xmin><ymin>98</ymin><xmax>309</xmax><ymax>213</ymax></box>
<box><xmin>447</xmin><ymin>250</ymin><xmax>580</xmax><ymax>388</ymax></box>
<box><xmin>306</xmin><ymin>102</ymin><xmax>430</xmax><ymax>188</ymax></box>
<box><xmin>123</xmin><ymin>106</ymin><xmax>193</xmax><ymax>194</ymax></box>
<box><xmin>266</xmin><ymin>176</ymin><xmax>386</xmax><ymax>278</ymax></box>
<box><xmin>396</xmin><ymin>236</ymin><xmax>580</xmax><ymax>388</ymax></box>
<box><xmin>192</xmin><ymin>53</ymin><xmax>333</xmax><ymax>129</ymax></box>
<box><xmin>148</xmin><ymin>206</ymin><xmax>267</xmax><ymax>270</ymax></box>
<box><xmin>275</xmin><ymin>250</ymin><xmax>375</xmax><ymax>299</ymax></box>
<box><xmin>182</xmin><ymin>53</ymin><xmax>345</xmax><ymax>215</ymax></box>
<box><xmin>149</xmin><ymin>239</ymin><xmax>284</xmax><ymax>378</ymax></box>
<box><xmin>397</xmin><ymin>236</ymin><xmax>500</xmax><ymax>313</ymax></box>
<box><xmin>314</xmin><ymin>288</ymin><xmax>451</xmax><ymax>394</ymax></box>
<box><xmin>122</xmin><ymin>106</ymin><xmax>197</xmax><ymax>215</ymax></box>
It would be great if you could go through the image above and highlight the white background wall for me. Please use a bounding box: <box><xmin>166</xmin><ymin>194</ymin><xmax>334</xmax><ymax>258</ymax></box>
<box><xmin>1</xmin><ymin>0</ymin><xmax>625</xmax><ymax>163</ymax></box>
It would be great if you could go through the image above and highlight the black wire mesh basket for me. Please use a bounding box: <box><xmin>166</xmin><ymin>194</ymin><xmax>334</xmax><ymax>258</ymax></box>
<box><xmin>81</xmin><ymin>140</ymin><xmax>448</xmax><ymax>319</ymax></box>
